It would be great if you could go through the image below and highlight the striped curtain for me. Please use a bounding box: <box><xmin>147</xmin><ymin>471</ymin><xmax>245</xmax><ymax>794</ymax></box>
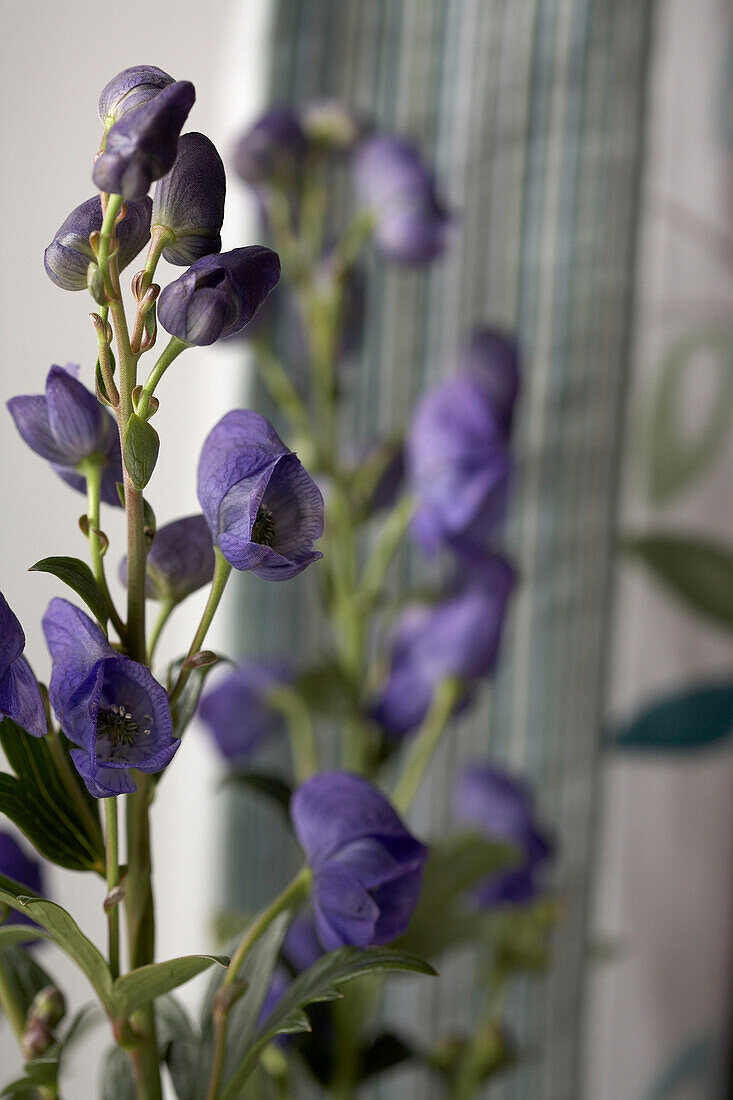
<box><xmin>227</xmin><ymin>2</ymin><xmax>657</xmax><ymax>1096</ymax></box>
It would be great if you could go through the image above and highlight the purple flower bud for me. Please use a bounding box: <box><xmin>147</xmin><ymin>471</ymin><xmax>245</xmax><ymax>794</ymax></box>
<box><xmin>197</xmin><ymin>410</ymin><xmax>323</xmax><ymax>579</ymax></box>
<box><xmin>158</xmin><ymin>246</ymin><xmax>280</xmax><ymax>346</ymax></box>
<box><xmin>353</xmin><ymin>134</ymin><xmax>451</xmax><ymax>264</ymax></box>
<box><xmin>119</xmin><ymin>515</ymin><xmax>214</xmax><ymax>603</ymax></box>
<box><xmin>232</xmin><ymin>109</ymin><xmax>308</xmax><ymax>185</ymax></box>
<box><xmin>455</xmin><ymin>765</ymin><xmax>552</xmax><ymax>906</ymax></box>
<box><xmin>99</xmin><ymin>66</ymin><xmax>174</xmax><ymax>125</ymax></box>
<box><xmin>371</xmin><ymin>557</ymin><xmax>515</xmax><ymax>738</ymax></box>
<box><xmin>43</xmin><ymin>599</ymin><xmax>179</xmax><ymax>798</ymax></box>
<box><xmin>199</xmin><ymin>661</ymin><xmax>291</xmax><ymax>760</ymax></box>
<box><xmin>0</xmin><ymin>830</ymin><xmax>44</xmax><ymax>937</ymax></box>
<box><xmin>292</xmin><ymin>772</ymin><xmax>428</xmax><ymax>950</ymax></box>
<box><xmin>93</xmin><ymin>81</ymin><xmax>196</xmax><ymax>201</ymax></box>
<box><xmin>456</xmin><ymin>330</ymin><xmax>520</xmax><ymax>434</ymax></box>
<box><xmin>7</xmin><ymin>365</ymin><xmax>123</xmax><ymax>507</ymax></box>
<box><xmin>407</xmin><ymin>367</ymin><xmax>513</xmax><ymax>558</ymax></box>
<box><xmin>151</xmin><ymin>132</ymin><xmax>226</xmax><ymax>265</ymax></box>
<box><xmin>44</xmin><ymin>195</ymin><xmax>152</xmax><ymax>291</ymax></box>
<box><xmin>0</xmin><ymin>593</ymin><xmax>46</xmax><ymax>740</ymax></box>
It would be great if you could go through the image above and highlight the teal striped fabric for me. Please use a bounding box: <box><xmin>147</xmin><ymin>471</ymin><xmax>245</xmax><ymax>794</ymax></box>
<box><xmin>228</xmin><ymin>2</ymin><xmax>657</xmax><ymax>1095</ymax></box>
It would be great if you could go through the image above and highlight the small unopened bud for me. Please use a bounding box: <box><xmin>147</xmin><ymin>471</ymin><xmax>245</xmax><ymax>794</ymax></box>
<box><xmin>132</xmin><ymin>386</ymin><xmax>159</xmax><ymax>418</ymax></box>
<box><xmin>140</xmin><ymin>309</ymin><xmax>158</xmax><ymax>352</ymax></box>
<box><xmin>141</xmin><ymin>284</ymin><xmax>160</xmax><ymax>310</ymax></box>
<box><xmin>23</xmin><ymin>1018</ymin><xmax>54</xmax><ymax>1061</ymax></box>
<box><xmin>104</xmin><ymin>884</ymin><xmax>126</xmax><ymax>913</ymax></box>
<box><xmin>29</xmin><ymin>986</ymin><xmax>66</xmax><ymax>1030</ymax></box>
<box><xmin>87</xmin><ymin>262</ymin><xmax>106</xmax><ymax>305</ymax></box>
<box><xmin>131</xmin><ymin>270</ymin><xmax>152</xmax><ymax>300</ymax></box>
<box><xmin>183</xmin><ymin>650</ymin><xmax>218</xmax><ymax>670</ymax></box>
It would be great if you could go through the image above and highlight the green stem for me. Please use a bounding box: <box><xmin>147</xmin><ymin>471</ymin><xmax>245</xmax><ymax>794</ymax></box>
<box><xmin>206</xmin><ymin>869</ymin><xmax>312</xmax><ymax>1100</ymax></box>
<box><xmin>147</xmin><ymin>598</ymin><xmax>176</xmax><ymax>664</ymax></box>
<box><xmin>97</xmin><ymin>194</ymin><xmax>123</xmax><ymax>277</ymax></box>
<box><xmin>251</xmin><ymin>337</ymin><xmax>313</xmax><ymax>444</ymax></box>
<box><xmin>104</xmin><ymin>798</ymin><xmax>121</xmax><ymax>980</ymax></box>
<box><xmin>392</xmin><ymin>678</ymin><xmax>464</xmax><ymax>815</ymax></box>
<box><xmin>0</xmin><ymin>956</ymin><xmax>26</xmax><ymax>1041</ymax></box>
<box><xmin>136</xmin><ymin>337</ymin><xmax>188</xmax><ymax>418</ymax></box>
<box><xmin>80</xmin><ymin>459</ymin><xmax>126</xmax><ymax>641</ymax></box>
<box><xmin>357</xmin><ymin>494</ymin><xmax>415</xmax><ymax>611</ymax></box>
<box><xmin>169</xmin><ymin>549</ymin><xmax>232</xmax><ymax>708</ymax></box>
<box><xmin>267</xmin><ymin>686</ymin><xmax>318</xmax><ymax>782</ymax></box>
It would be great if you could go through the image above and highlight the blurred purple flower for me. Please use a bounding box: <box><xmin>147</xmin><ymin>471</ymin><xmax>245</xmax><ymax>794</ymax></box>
<box><xmin>197</xmin><ymin>410</ymin><xmax>323</xmax><ymax>580</ymax></box>
<box><xmin>291</xmin><ymin>771</ymin><xmax>428</xmax><ymax>950</ymax></box>
<box><xmin>0</xmin><ymin>592</ymin><xmax>46</xmax><ymax>740</ymax></box>
<box><xmin>455</xmin><ymin>765</ymin><xmax>552</xmax><ymax>906</ymax></box>
<box><xmin>7</xmin><ymin>365</ymin><xmax>123</xmax><ymax>507</ymax></box>
<box><xmin>457</xmin><ymin>330</ymin><xmax>520</xmax><ymax>434</ymax></box>
<box><xmin>93</xmin><ymin>80</ymin><xmax>195</xmax><ymax>201</ymax></box>
<box><xmin>232</xmin><ymin>108</ymin><xmax>308</xmax><ymax>185</ymax></box>
<box><xmin>0</xmin><ymin>831</ymin><xmax>44</xmax><ymax>935</ymax></box>
<box><xmin>158</xmin><ymin>247</ymin><xmax>280</xmax><ymax>346</ymax></box>
<box><xmin>44</xmin><ymin>194</ymin><xmax>152</xmax><ymax>292</ymax></box>
<box><xmin>371</xmin><ymin>556</ymin><xmax>515</xmax><ymax>738</ymax></box>
<box><xmin>198</xmin><ymin>661</ymin><xmax>291</xmax><ymax>761</ymax></box>
<box><xmin>99</xmin><ymin>66</ymin><xmax>174</xmax><ymax>125</ymax></box>
<box><xmin>151</xmin><ymin>132</ymin><xmax>226</xmax><ymax>265</ymax></box>
<box><xmin>353</xmin><ymin>134</ymin><xmax>451</xmax><ymax>264</ymax></box>
<box><xmin>301</xmin><ymin>101</ymin><xmax>363</xmax><ymax>153</ymax></box>
<box><xmin>43</xmin><ymin>599</ymin><xmax>178</xmax><ymax>798</ymax></box>
<box><xmin>119</xmin><ymin>515</ymin><xmax>214</xmax><ymax>604</ymax></box>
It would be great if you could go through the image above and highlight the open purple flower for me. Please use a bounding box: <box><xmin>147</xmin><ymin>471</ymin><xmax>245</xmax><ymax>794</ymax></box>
<box><xmin>158</xmin><ymin>247</ymin><xmax>280</xmax><ymax>346</ymax></box>
<box><xmin>291</xmin><ymin>772</ymin><xmax>428</xmax><ymax>950</ymax></box>
<box><xmin>353</xmin><ymin>134</ymin><xmax>451</xmax><ymax>264</ymax></box>
<box><xmin>44</xmin><ymin>194</ymin><xmax>152</xmax><ymax>291</ymax></box>
<box><xmin>455</xmin><ymin>765</ymin><xmax>552</xmax><ymax>906</ymax></box>
<box><xmin>43</xmin><ymin>599</ymin><xmax>178</xmax><ymax>798</ymax></box>
<box><xmin>0</xmin><ymin>592</ymin><xmax>46</xmax><ymax>739</ymax></box>
<box><xmin>151</xmin><ymin>132</ymin><xmax>226</xmax><ymax>265</ymax></box>
<box><xmin>0</xmin><ymin>831</ymin><xmax>44</xmax><ymax>934</ymax></box>
<box><xmin>7</xmin><ymin>365</ymin><xmax>123</xmax><ymax>507</ymax></box>
<box><xmin>93</xmin><ymin>80</ymin><xmax>195</xmax><ymax>201</ymax></box>
<box><xmin>119</xmin><ymin>515</ymin><xmax>214</xmax><ymax>603</ymax></box>
<box><xmin>198</xmin><ymin>661</ymin><xmax>291</xmax><ymax>761</ymax></box>
<box><xmin>99</xmin><ymin>66</ymin><xmax>174</xmax><ymax>125</ymax></box>
<box><xmin>197</xmin><ymin>410</ymin><xmax>323</xmax><ymax>579</ymax></box>
<box><xmin>232</xmin><ymin>109</ymin><xmax>308</xmax><ymax>185</ymax></box>
<box><xmin>371</xmin><ymin>556</ymin><xmax>515</xmax><ymax>738</ymax></box>
<box><xmin>457</xmin><ymin>330</ymin><xmax>520</xmax><ymax>434</ymax></box>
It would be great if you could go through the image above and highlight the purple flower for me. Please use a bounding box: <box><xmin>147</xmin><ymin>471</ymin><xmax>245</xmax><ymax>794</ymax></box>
<box><xmin>43</xmin><ymin>599</ymin><xmax>178</xmax><ymax>798</ymax></box>
<box><xmin>372</xmin><ymin>556</ymin><xmax>515</xmax><ymax>738</ymax></box>
<box><xmin>457</xmin><ymin>330</ymin><xmax>520</xmax><ymax>434</ymax></box>
<box><xmin>151</xmin><ymin>132</ymin><xmax>226</xmax><ymax>265</ymax></box>
<box><xmin>0</xmin><ymin>831</ymin><xmax>44</xmax><ymax>934</ymax></box>
<box><xmin>232</xmin><ymin>109</ymin><xmax>308</xmax><ymax>185</ymax></box>
<box><xmin>158</xmin><ymin>247</ymin><xmax>280</xmax><ymax>346</ymax></box>
<box><xmin>353</xmin><ymin>134</ymin><xmax>451</xmax><ymax>264</ymax></box>
<box><xmin>0</xmin><ymin>593</ymin><xmax>46</xmax><ymax>740</ymax></box>
<box><xmin>197</xmin><ymin>410</ymin><xmax>323</xmax><ymax>579</ymax></box>
<box><xmin>455</xmin><ymin>765</ymin><xmax>552</xmax><ymax>906</ymax></box>
<box><xmin>119</xmin><ymin>515</ymin><xmax>214</xmax><ymax>603</ymax></box>
<box><xmin>99</xmin><ymin>66</ymin><xmax>174</xmax><ymax>125</ymax></box>
<box><xmin>7</xmin><ymin>365</ymin><xmax>123</xmax><ymax>507</ymax></box>
<box><xmin>198</xmin><ymin>661</ymin><xmax>291</xmax><ymax>761</ymax></box>
<box><xmin>408</xmin><ymin>369</ymin><xmax>513</xmax><ymax>558</ymax></box>
<box><xmin>291</xmin><ymin>772</ymin><xmax>428</xmax><ymax>950</ymax></box>
<box><xmin>93</xmin><ymin>80</ymin><xmax>195</xmax><ymax>201</ymax></box>
<box><xmin>44</xmin><ymin>194</ymin><xmax>152</xmax><ymax>291</ymax></box>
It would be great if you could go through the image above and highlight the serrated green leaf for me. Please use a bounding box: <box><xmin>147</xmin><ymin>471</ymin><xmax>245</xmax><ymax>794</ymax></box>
<box><xmin>625</xmin><ymin>533</ymin><xmax>733</xmax><ymax>629</ymax></box>
<box><xmin>220</xmin><ymin>947</ymin><xmax>435</xmax><ymax>1097</ymax></box>
<box><xmin>101</xmin><ymin>1046</ymin><xmax>136</xmax><ymax>1100</ymax></box>
<box><xmin>30</xmin><ymin>555</ymin><xmax>109</xmax><ymax>628</ymax></box>
<box><xmin>113</xmin><ymin>954</ymin><xmax>228</xmax><ymax>1018</ymax></box>
<box><xmin>223</xmin><ymin>772</ymin><xmax>293</xmax><ymax>817</ymax></box>
<box><xmin>613</xmin><ymin>681</ymin><xmax>733</xmax><ymax>750</ymax></box>
<box><xmin>123</xmin><ymin>412</ymin><xmax>160</xmax><ymax>490</ymax></box>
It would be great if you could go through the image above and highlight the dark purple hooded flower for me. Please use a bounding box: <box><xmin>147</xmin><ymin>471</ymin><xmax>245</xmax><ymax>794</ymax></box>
<box><xmin>291</xmin><ymin>772</ymin><xmax>428</xmax><ymax>950</ymax></box>
<box><xmin>7</xmin><ymin>365</ymin><xmax>123</xmax><ymax>507</ymax></box>
<box><xmin>119</xmin><ymin>515</ymin><xmax>215</xmax><ymax>603</ymax></box>
<box><xmin>371</xmin><ymin>556</ymin><xmax>515</xmax><ymax>738</ymax></box>
<box><xmin>232</xmin><ymin>109</ymin><xmax>308</xmax><ymax>185</ymax></box>
<box><xmin>198</xmin><ymin>661</ymin><xmax>291</xmax><ymax>761</ymax></box>
<box><xmin>93</xmin><ymin>80</ymin><xmax>195</xmax><ymax>201</ymax></box>
<box><xmin>457</xmin><ymin>330</ymin><xmax>520</xmax><ymax>434</ymax></box>
<box><xmin>455</xmin><ymin>765</ymin><xmax>552</xmax><ymax>906</ymax></box>
<box><xmin>197</xmin><ymin>410</ymin><xmax>323</xmax><ymax>580</ymax></box>
<box><xmin>0</xmin><ymin>831</ymin><xmax>44</xmax><ymax>934</ymax></box>
<box><xmin>43</xmin><ymin>599</ymin><xmax>178</xmax><ymax>798</ymax></box>
<box><xmin>44</xmin><ymin>194</ymin><xmax>153</xmax><ymax>291</ymax></box>
<box><xmin>0</xmin><ymin>592</ymin><xmax>46</xmax><ymax>740</ymax></box>
<box><xmin>99</xmin><ymin>66</ymin><xmax>174</xmax><ymax>125</ymax></box>
<box><xmin>158</xmin><ymin>247</ymin><xmax>280</xmax><ymax>346</ymax></box>
<box><xmin>353</xmin><ymin>134</ymin><xmax>451</xmax><ymax>264</ymax></box>
<box><xmin>151</xmin><ymin>132</ymin><xmax>226</xmax><ymax>265</ymax></box>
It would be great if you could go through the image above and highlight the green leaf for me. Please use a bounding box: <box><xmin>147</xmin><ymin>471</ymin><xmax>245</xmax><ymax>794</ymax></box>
<box><xmin>101</xmin><ymin>1046</ymin><xmax>136</xmax><ymax>1100</ymax></box>
<box><xmin>113</xmin><ymin>954</ymin><xmax>228</xmax><ymax>1018</ymax></box>
<box><xmin>29</xmin><ymin>555</ymin><xmax>109</xmax><ymax>628</ymax></box>
<box><xmin>156</xmin><ymin>996</ymin><xmax>201</xmax><ymax>1100</ymax></box>
<box><xmin>0</xmin><ymin>945</ymin><xmax>56</xmax><ymax>1021</ymax></box>
<box><xmin>613</xmin><ymin>681</ymin><xmax>733</xmax><ymax>750</ymax></box>
<box><xmin>0</xmin><ymin>926</ymin><xmax>50</xmax><ymax>950</ymax></box>
<box><xmin>0</xmin><ymin>720</ymin><xmax>104</xmax><ymax>873</ymax></box>
<box><xmin>220</xmin><ymin>947</ymin><xmax>435</xmax><ymax>1097</ymax></box>
<box><xmin>0</xmin><ymin>873</ymin><xmax>113</xmax><ymax>1012</ymax></box>
<box><xmin>223</xmin><ymin>772</ymin><xmax>293</xmax><ymax>817</ymax></box>
<box><xmin>123</xmin><ymin>412</ymin><xmax>160</xmax><ymax>490</ymax></box>
<box><xmin>296</xmin><ymin>663</ymin><xmax>358</xmax><ymax>716</ymax></box>
<box><xmin>166</xmin><ymin>657</ymin><xmax>222</xmax><ymax>738</ymax></box>
<box><xmin>0</xmin><ymin>1077</ymin><xmax>44</xmax><ymax>1098</ymax></box>
<box><xmin>649</xmin><ymin>330</ymin><xmax>733</xmax><ymax>503</ymax></box>
<box><xmin>625</xmin><ymin>534</ymin><xmax>733</xmax><ymax>629</ymax></box>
